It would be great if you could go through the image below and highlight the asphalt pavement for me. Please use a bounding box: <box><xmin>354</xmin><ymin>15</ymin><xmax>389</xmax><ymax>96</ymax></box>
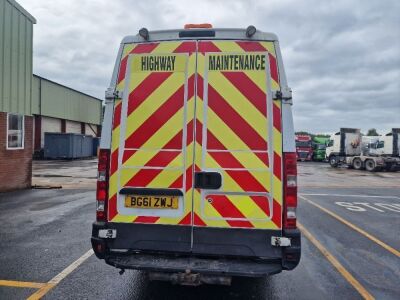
<box><xmin>0</xmin><ymin>160</ymin><xmax>399</xmax><ymax>299</ymax></box>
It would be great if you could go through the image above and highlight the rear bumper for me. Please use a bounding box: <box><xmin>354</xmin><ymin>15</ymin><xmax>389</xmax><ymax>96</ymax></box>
<box><xmin>91</xmin><ymin>222</ymin><xmax>301</xmax><ymax>276</ymax></box>
<box><xmin>105</xmin><ymin>253</ymin><xmax>282</xmax><ymax>277</ymax></box>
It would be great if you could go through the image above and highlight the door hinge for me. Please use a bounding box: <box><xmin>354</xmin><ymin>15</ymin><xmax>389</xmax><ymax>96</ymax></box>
<box><xmin>271</xmin><ymin>236</ymin><xmax>291</xmax><ymax>247</ymax></box>
<box><xmin>105</xmin><ymin>87</ymin><xmax>123</xmax><ymax>101</ymax></box>
<box><xmin>273</xmin><ymin>87</ymin><xmax>292</xmax><ymax>104</ymax></box>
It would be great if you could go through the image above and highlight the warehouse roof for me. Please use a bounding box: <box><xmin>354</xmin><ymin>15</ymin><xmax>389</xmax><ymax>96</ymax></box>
<box><xmin>7</xmin><ymin>0</ymin><xmax>36</xmax><ymax>23</ymax></box>
<box><xmin>33</xmin><ymin>74</ymin><xmax>102</xmax><ymax>102</ymax></box>
<box><xmin>32</xmin><ymin>75</ymin><xmax>103</xmax><ymax>125</ymax></box>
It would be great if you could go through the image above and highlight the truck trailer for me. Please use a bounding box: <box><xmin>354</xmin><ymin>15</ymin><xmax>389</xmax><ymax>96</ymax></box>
<box><xmin>326</xmin><ymin>128</ymin><xmax>400</xmax><ymax>171</ymax></box>
<box><xmin>91</xmin><ymin>24</ymin><xmax>300</xmax><ymax>286</ymax></box>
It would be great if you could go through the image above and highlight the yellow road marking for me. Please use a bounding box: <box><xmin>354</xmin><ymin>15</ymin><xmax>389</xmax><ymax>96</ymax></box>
<box><xmin>298</xmin><ymin>222</ymin><xmax>375</xmax><ymax>300</ymax></box>
<box><xmin>0</xmin><ymin>280</ymin><xmax>46</xmax><ymax>289</ymax></box>
<box><xmin>27</xmin><ymin>249</ymin><xmax>93</xmax><ymax>300</ymax></box>
<box><xmin>299</xmin><ymin>195</ymin><xmax>400</xmax><ymax>258</ymax></box>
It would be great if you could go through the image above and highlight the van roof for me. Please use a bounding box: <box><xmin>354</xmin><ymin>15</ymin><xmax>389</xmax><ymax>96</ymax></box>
<box><xmin>121</xmin><ymin>28</ymin><xmax>279</xmax><ymax>44</ymax></box>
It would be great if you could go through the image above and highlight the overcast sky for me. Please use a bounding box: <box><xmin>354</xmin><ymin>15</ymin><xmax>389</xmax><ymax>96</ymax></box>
<box><xmin>19</xmin><ymin>0</ymin><xmax>400</xmax><ymax>134</ymax></box>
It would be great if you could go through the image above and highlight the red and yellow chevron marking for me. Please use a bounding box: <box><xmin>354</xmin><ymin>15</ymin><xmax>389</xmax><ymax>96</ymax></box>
<box><xmin>108</xmin><ymin>40</ymin><xmax>282</xmax><ymax>230</ymax></box>
<box><xmin>108</xmin><ymin>41</ymin><xmax>198</xmax><ymax>225</ymax></box>
<box><xmin>193</xmin><ymin>40</ymin><xmax>282</xmax><ymax>229</ymax></box>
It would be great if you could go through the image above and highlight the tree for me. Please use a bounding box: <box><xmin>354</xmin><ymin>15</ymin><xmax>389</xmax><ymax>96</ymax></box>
<box><xmin>366</xmin><ymin>128</ymin><xmax>379</xmax><ymax>136</ymax></box>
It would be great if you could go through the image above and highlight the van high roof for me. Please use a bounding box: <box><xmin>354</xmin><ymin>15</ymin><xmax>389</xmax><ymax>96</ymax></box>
<box><xmin>121</xmin><ymin>27</ymin><xmax>279</xmax><ymax>44</ymax></box>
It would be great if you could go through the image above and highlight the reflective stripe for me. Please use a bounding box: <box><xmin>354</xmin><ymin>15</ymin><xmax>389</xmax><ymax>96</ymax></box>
<box><xmin>109</xmin><ymin>41</ymin><xmax>197</xmax><ymax>226</ymax></box>
<box><xmin>195</xmin><ymin>40</ymin><xmax>282</xmax><ymax>229</ymax></box>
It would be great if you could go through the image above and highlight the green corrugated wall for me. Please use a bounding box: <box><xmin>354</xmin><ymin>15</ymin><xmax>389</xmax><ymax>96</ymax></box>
<box><xmin>0</xmin><ymin>0</ymin><xmax>35</xmax><ymax>115</ymax></box>
<box><xmin>1</xmin><ymin>0</ymin><xmax>102</xmax><ymax>125</ymax></box>
<box><xmin>32</xmin><ymin>75</ymin><xmax>102</xmax><ymax>125</ymax></box>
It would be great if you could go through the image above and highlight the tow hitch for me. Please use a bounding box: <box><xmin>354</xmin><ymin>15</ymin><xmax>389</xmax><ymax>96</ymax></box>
<box><xmin>148</xmin><ymin>270</ymin><xmax>232</xmax><ymax>286</ymax></box>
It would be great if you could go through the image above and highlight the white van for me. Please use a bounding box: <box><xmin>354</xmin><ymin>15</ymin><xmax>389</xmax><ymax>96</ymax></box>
<box><xmin>91</xmin><ymin>24</ymin><xmax>300</xmax><ymax>285</ymax></box>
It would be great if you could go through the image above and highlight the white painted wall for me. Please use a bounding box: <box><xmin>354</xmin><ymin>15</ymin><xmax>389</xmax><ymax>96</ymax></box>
<box><xmin>41</xmin><ymin>116</ymin><xmax>61</xmax><ymax>148</ymax></box>
<box><xmin>85</xmin><ymin>123</ymin><xmax>97</xmax><ymax>137</ymax></box>
<box><xmin>66</xmin><ymin>120</ymin><xmax>81</xmax><ymax>134</ymax></box>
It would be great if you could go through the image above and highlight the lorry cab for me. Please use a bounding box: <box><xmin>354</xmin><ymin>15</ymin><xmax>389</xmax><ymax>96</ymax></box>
<box><xmin>326</xmin><ymin>129</ymin><xmax>361</xmax><ymax>166</ymax></box>
<box><xmin>368</xmin><ymin>140</ymin><xmax>384</xmax><ymax>156</ymax></box>
<box><xmin>91</xmin><ymin>25</ymin><xmax>300</xmax><ymax>285</ymax></box>
<box><xmin>295</xmin><ymin>135</ymin><xmax>312</xmax><ymax>161</ymax></box>
<box><xmin>361</xmin><ymin>136</ymin><xmax>380</xmax><ymax>156</ymax></box>
<box><xmin>312</xmin><ymin>136</ymin><xmax>329</xmax><ymax>161</ymax></box>
<box><xmin>375</xmin><ymin>129</ymin><xmax>400</xmax><ymax>157</ymax></box>
<box><xmin>325</xmin><ymin>134</ymin><xmax>335</xmax><ymax>159</ymax></box>
<box><xmin>313</xmin><ymin>143</ymin><xmax>327</xmax><ymax>161</ymax></box>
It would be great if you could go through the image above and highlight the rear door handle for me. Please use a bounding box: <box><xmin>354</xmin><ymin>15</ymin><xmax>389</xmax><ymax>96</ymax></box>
<box><xmin>194</xmin><ymin>172</ymin><xmax>222</xmax><ymax>189</ymax></box>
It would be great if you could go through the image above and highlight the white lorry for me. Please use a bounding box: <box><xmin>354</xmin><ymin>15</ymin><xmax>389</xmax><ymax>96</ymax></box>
<box><xmin>326</xmin><ymin>128</ymin><xmax>400</xmax><ymax>171</ymax></box>
<box><xmin>361</xmin><ymin>135</ymin><xmax>379</xmax><ymax>155</ymax></box>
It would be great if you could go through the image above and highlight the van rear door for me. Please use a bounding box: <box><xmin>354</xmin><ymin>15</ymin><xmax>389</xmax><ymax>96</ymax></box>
<box><xmin>107</xmin><ymin>41</ymin><xmax>197</xmax><ymax>252</ymax></box>
<box><xmin>107</xmin><ymin>39</ymin><xmax>283</xmax><ymax>258</ymax></box>
<box><xmin>192</xmin><ymin>41</ymin><xmax>283</xmax><ymax>258</ymax></box>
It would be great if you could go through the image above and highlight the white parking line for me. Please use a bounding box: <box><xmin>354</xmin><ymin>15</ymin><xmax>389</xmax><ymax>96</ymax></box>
<box><xmin>27</xmin><ymin>249</ymin><xmax>94</xmax><ymax>300</ymax></box>
<box><xmin>300</xmin><ymin>193</ymin><xmax>400</xmax><ymax>200</ymax></box>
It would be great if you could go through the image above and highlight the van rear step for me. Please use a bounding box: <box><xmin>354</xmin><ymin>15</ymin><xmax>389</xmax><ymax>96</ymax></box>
<box><xmin>105</xmin><ymin>253</ymin><xmax>282</xmax><ymax>277</ymax></box>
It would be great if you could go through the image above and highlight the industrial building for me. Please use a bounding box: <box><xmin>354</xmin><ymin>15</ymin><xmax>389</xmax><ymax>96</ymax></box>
<box><xmin>32</xmin><ymin>75</ymin><xmax>102</xmax><ymax>154</ymax></box>
<box><xmin>0</xmin><ymin>0</ymin><xmax>102</xmax><ymax>192</ymax></box>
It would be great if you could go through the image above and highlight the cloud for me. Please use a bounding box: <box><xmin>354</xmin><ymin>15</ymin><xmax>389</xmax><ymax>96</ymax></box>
<box><xmin>18</xmin><ymin>0</ymin><xmax>400</xmax><ymax>134</ymax></box>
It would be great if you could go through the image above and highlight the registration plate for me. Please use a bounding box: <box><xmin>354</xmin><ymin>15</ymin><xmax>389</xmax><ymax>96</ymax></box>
<box><xmin>125</xmin><ymin>195</ymin><xmax>178</xmax><ymax>209</ymax></box>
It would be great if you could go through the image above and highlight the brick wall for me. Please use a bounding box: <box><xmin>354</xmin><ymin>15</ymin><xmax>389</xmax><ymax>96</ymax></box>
<box><xmin>0</xmin><ymin>112</ymin><xmax>33</xmax><ymax>192</ymax></box>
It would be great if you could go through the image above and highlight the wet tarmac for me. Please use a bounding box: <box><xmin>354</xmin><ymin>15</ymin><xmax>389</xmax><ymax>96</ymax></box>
<box><xmin>32</xmin><ymin>159</ymin><xmax>98</xmax><ymax>189</ymax></box>
<box><xmin>0</xmin><ymin>161</ymin><xmax>399</xmax><ymax>299</ymax></box>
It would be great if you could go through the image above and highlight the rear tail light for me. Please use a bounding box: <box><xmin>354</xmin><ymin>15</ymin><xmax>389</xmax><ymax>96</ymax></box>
<box><xmin>283</xmin><ymin>152</ymin><xmax>297</xmax><ymax>229</ymax></box>
<box><xmin>96</xmin><ymin>149</ymin><xmax>110</xmax><ymax>221</ymax></box>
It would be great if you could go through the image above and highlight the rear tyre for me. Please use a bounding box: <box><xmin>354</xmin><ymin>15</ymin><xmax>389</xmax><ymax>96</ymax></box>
<box><xmin>352</xmin><ymin>158</ymin><xmax>363</xmax><ymax>170</ymax></box>
<box><xmin>329</xmin><ymin>156</ymin><xmax>338</xmax><ymax>168</ymax></box>
<box><xmin>365</xmin><ymin>159</ymin><xmax>376</xmax><ymax>172</ymax></box>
